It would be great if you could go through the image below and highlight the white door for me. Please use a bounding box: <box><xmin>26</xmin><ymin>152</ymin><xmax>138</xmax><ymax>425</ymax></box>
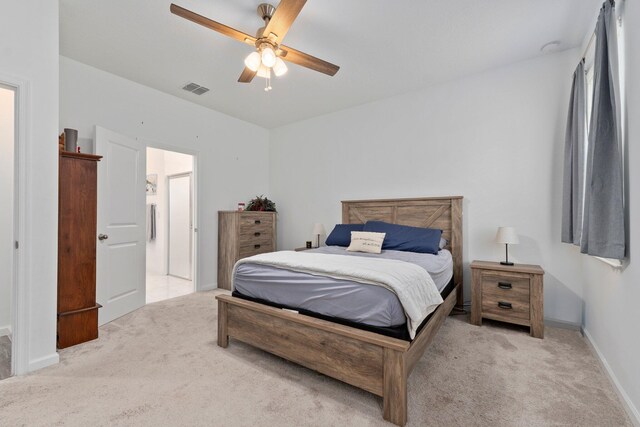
<box><xmin>95</xmin><ymin>126</ymin><xmax>146</xmax><ymax>325</ymax></box>
<box><xmin>168</xmin><ymin>173</ymin><xmax>192</xmax><ymax>280</ymax></box>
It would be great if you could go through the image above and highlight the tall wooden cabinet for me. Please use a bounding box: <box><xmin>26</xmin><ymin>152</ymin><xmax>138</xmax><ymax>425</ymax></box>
<box><xmin>218</xmin><ymin>211</ymin><xmax>277</xmax><ymax>290</ymax></box>
<box><xmin>57</xmin><ymin>151</ymin><xmax>102</xmax><ymax>349</ymax></box>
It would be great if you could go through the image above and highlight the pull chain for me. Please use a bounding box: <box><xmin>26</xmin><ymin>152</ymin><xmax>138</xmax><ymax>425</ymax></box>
<box><xmin>264</xmin><ymin>68</ymin><xmax>272</xmax><ymax>92</ymax></box>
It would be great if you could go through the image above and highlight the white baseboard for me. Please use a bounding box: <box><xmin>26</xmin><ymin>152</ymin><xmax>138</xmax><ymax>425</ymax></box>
<box><xmin>28</xmin><ymin>352</ymin><xmax>59</xmax><ymax>372</ymax></box>
<box><xmin>544</xmin><ymin>317</ymin><xmax>581</xmax><ymax>331</ymax></box>
<box><xmin>582</xmin><ymin>328</ymin><xmax>640</xmax><ymax>426</ymax></box>
<box><xmin>0</xmin><ymin>326</ymin><xmax>11</xmax><ymax>337</ymax></box>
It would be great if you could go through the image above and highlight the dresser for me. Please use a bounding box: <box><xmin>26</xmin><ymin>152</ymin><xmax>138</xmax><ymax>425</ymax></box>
<box><xmin>470</xmin><ymin>260</ymin><xmax>544</xmax><ymax>338</ymax></box>
<box><xmin>57</xmin><ymin>151</ymin><xmax>102</xmax><ymax>349</ymax></box>
<box><xmin>218</xmin><ymin>211</ymin><xmax>277</xmax><ymax>290</ymax></box>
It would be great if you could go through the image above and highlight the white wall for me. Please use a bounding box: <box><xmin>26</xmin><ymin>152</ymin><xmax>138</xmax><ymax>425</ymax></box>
<box><xmin>270</xmin><ymin>49</ymin><xmax>584</xmax><ymax>325</ymax></box>
<box><xmin>0</xmin><ymin>2</ymin><xmax>59</xmax><ymax>372</ymax></box>
<box><xmin>579</xmin><ymin>1</ymin><xmax>640</xmax><ymax>421</ymax></box>
<box><xmin>60</xmin><ymin>56</ymin><xmax>270</xmax><ymax>290</ymax></box>
<box><xmin>146</xmin><ymin>148</ymin><xmax>193</xmax><ymax>276</ymax></box>
<box><xmin>164</xmin><ymin>150</ymin><xmax>193</xmax><ymax>176</ymax></box>
<box><xmin>0</xmin><ymin>87</ymin><xmax>14</xmax><ymax>336</ymax></box>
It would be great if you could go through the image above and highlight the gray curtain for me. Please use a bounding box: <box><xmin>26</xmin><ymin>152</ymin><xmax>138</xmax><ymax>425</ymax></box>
<box><xmin>581</xmin><ymin>0</ymin><xmax>625</xmax><ymax>259</ymax></box>
<box><xmin>561</xmin><ymin>61</ymin><xmax>587</xmax><ymax>245</ymax></box>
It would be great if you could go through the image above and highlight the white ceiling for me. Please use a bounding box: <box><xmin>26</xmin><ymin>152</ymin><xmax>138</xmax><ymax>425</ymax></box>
<box><xmin>60</xmin><ymin>0</ymin><xmax>600</xmax><ymax>129</ymax></box>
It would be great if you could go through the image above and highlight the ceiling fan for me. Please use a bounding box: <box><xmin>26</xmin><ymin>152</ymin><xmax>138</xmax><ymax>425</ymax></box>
<box><xmin>170</xmin><ymin>0</ymin><xmax>340</xmax><ymax>91</ymax></box>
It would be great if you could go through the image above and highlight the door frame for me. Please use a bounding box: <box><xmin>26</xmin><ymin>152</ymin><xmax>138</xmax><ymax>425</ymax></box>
<box><xmin>143</xmin><ymin>141</ymin><xmax>199</xmax><ymax>292</ymax></box>
<box><xmin>0</xmin><ymin>75</ymin><xmax>29</xmax><ymax>376</ymax></box>
<box><xmin>167</xmin><ymin>172</ymin><xmax>193</xmax><ymax>281</ymax></box>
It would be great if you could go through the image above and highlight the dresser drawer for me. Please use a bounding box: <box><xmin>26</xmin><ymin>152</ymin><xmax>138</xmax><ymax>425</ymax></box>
<box><xmin>239</xmin><ymin>213</ymin><xmax>274</xmax><ymax>229</ymax></box>
<box><xmin>239</xmin><ymin>224</ymin><xmax>273</xmax><ymax>242</ymax></box>
<box><xmin>239</xmin><ymin>242</ymin><xmax>275</xmax><ymax>259</ymax></box>
<box><xmin>238</xmin><ymin>232</ymin><xmax>273</xmax><ymax>248</ymax></box>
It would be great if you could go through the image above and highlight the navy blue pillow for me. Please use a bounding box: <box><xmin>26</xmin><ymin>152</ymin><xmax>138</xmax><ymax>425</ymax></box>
<box><xmin>362</xmin><ymin>221</ymin><xmax>442</xmax><ymax>254</ymax></box>
<box><xmin>325</xmin><ymin>224</ymin><xmax>365</xmax><ymax>247</ymax></box>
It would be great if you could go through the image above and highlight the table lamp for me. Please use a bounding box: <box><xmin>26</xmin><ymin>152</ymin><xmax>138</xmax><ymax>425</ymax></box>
<box><xmin>312</xmin><ymin>223</ymin><xmax>326</xmax><ymax>248</ymax></box>
<box><xmin>495</xmin><ymin>227</ymin><xmax>519</xmax><ymax>266</ymax></box>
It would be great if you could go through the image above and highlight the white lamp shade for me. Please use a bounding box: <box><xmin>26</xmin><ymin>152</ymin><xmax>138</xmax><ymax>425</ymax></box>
<box><xmin>272</xmin><ymin>57</ymin><xmax>288</xmax><ymax>76</ymax></box>
<box><xmin>495</xmin><ymin>227</ymin><xmax>519</xmax><ymax>244</ymax></box>
<box><xmin>244</xmin><ymin>52</ymin><xmax>261</xmax><ymax>72</ymax></box>
<box><xmin>261</xmin><ymin>46</ymin><xmax>277</xmax><ymax>68</ymax></box>
<box><xmin>312</xmin><ymin>223</ymin><xmax>326</xmax><ymax>236</ymax></box>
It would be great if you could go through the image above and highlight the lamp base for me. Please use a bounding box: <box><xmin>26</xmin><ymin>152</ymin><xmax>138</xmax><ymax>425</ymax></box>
<box><xmin>500</xmin><ymin>261</ymin><xmax>514</xmax><ymax>266</ymax></box>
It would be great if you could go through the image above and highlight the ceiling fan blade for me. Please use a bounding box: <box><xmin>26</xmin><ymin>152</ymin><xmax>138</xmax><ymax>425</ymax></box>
<box><xmin>279</xmin><ymin>46</ymin><xmax>339</xmax><ymax>76</ymax></box>
<box><xmin>261</xmin><ymin>0</ymin><xmax>307</xmax><ymax>42</ymax></box>
<box><xmin>170</xmin><ymin>4</ymin><xmax>256</xmax><ymax>46</ymax></box>
<box><xmin>238</xmin><ymin>67</ymin><xmax>257</xmax><ymax>83</ymax></box>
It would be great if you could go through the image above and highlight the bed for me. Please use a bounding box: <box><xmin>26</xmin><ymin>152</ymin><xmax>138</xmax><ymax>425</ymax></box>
<box><xmin>216</xmin><ymin>196</ymin><xmax>463</xmax><ymax>426</ymax></box>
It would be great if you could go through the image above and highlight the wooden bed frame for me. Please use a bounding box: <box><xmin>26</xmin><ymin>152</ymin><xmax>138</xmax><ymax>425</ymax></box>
<box><xmin>216</xmin><ymin>196</ymin><xmax>463</xmax><ymax>426</ymax></box>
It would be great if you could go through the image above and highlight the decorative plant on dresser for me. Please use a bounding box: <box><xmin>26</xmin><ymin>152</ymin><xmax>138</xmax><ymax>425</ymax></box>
<box><xmin>57</xmin><ymin>151</ymin><xmax>103</xmax><ymax>348</ymax></box>
<box><xmin>245</xmin><ymin>195</ymin><xmax>276</xmax><ymax>212</ymax></box>
<box><xmin>218</xmin><ymin>207</ymin><xmax>277</xmax><ymax>290</ymax></box>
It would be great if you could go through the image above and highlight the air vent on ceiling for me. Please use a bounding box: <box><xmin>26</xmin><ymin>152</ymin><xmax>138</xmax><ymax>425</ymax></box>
<box><xmin>182</xmin><ymin>82</ymin><xmax>210</xmax><ymax>95</ymax></box>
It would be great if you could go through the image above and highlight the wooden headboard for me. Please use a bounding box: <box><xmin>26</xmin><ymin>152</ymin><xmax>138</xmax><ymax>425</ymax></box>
<box><xmin>342</xmin><ymin>196</ymin><xmax>463</xmax><ymax>307</ymax></box>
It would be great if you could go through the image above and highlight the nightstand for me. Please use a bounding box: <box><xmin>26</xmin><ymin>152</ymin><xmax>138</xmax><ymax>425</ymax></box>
<box><xmin>294</xmin><ymin>247</ymin><xmax>313</xmax><ymax>252</ymax></box>
<box><xmin>470</xmin><ymin>261</ymin><xmax>544</xmax><ymax>338</ymax></box>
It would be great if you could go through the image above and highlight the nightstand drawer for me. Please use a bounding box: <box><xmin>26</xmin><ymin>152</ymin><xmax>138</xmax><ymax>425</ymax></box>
<box><xmin>482</xmin><ymin>293</ymin><xmax>530</xmax><ymax>322</ymax></box>
<box><xmin>481</xmin><ymin>274</ymin><xmax>530</xmax><ymax>304</ymax></box>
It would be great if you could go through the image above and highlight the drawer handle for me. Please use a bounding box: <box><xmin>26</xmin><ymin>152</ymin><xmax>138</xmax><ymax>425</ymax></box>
<box><xmin>498</xmin><ymin>282</ymin><xmax>512</xmax><ymax>289</ymax></box>
<box><xmin>254</xmin><ymin>244</ymin><xmax>261</xmax><ymax>249</ymax></box>
<box><xmin>254</xmin><ymin>220</ymin><xmax>261</xmax><ymax>224</ymax></box>
<box><xmin>254</xmin><ymin>232</ymin><xmax>261</xmax><ymax>237</ymax></box>
<box><xmin>498</xmin><ymin>301</ymin><xmax>513</xmax><ymax>310</ymax></box>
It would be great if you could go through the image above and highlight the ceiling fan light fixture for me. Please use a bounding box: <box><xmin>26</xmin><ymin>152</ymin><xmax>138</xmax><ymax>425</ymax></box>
<box><xmin>170</xmin><ymin>2</ymin><xmax>340</xmax><ymax>87</ymax></box>
<box><xmin>261</xmin><ymin>46</ymin><xmax>277</xmax><ymax>68</ymax></box>
<box><xmin>256</xmin><ymin>64</ymin><xmax>271</xmax><ymax>78</ymax></box>
<box><xmin>272</xmin><ymin>57</ymin><xmax>288</xmax><ymax>76</ymax></box>
<box><xmin>244</xmin><ymin>51</ymin><xmax>261</xmax><ymax>71</ymax></box>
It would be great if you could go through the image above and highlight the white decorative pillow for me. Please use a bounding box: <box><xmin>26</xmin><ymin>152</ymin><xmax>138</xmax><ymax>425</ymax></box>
<box><xmin>347</xmin><ymin>231</ymin><xmax>386</xmax><ymax>254</ymax></box>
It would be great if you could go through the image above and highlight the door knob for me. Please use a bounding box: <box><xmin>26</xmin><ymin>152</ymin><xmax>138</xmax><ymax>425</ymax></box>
<box><xmin>98</xmin><ymin>234</ymin><xmax>109</xmax><ymax>241</ymax></box>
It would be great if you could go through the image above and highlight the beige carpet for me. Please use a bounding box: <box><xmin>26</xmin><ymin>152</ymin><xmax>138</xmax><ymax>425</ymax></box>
<box><xmin>0</xmin><ymin>291</ymin><xmax>631</xmax><ymax>426</ymax></box>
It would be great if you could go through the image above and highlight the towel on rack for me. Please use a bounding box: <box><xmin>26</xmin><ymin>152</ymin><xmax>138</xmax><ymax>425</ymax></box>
<box><xmin>147</xmin><ymin>203</ymin><xmax>157</xmax><ymax>241</ymax></box>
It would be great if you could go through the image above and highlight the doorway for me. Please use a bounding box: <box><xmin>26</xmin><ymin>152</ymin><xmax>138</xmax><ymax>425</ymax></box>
<box><xmin>146</xmin><ymin>147</ymin><xmax>195</xmax><ymax>304</ymax></box>
<box><xmin>0</xmin><ymin>84</ymin><xmax>15</xmax><ymax>380</ymax></box>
